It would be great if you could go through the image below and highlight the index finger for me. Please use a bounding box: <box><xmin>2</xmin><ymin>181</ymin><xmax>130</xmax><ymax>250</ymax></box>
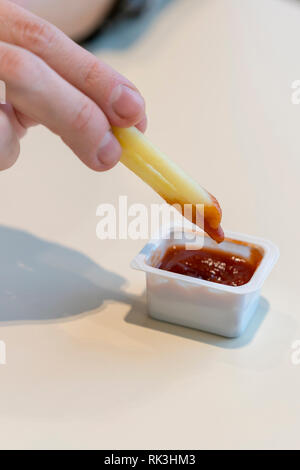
<box><xmin>0</xmin><ymin>41</ymin><xmax>121</xmax><ymax>171</ymax></box>
<box><xmin>0</xmin><ymin>0</ymin><xmax>147</xmax><ymax>130</ymax></box>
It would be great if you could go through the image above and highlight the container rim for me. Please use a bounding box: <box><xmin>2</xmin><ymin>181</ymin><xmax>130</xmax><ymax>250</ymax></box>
<box><xmin>131</xmin><ymin>227</ymin><xmax>280</xmax><ymax>294</ymax></box>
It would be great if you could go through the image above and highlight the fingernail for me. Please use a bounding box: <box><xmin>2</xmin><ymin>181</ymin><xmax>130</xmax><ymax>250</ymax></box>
<box><xmin>97</xmin><ymin>131</ymin><xmax>121</xmax><ymax>167</ymax></box>
<box><xmin>111</xmin><ymin>84</ymin><xmax>145</xmax><ymax>120</ymax></box>
<box><xmin>136</xmin><ymin>116</ymin><xmax>148</xmax><ymax>133</ymax></box>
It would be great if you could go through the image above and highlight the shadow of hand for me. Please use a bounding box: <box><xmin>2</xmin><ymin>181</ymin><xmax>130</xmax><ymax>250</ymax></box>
<box><xmin>0</xmin><ymin>226</ymin><xmax>126</xmax><ymax>323</ymax></box>
<box><xmin>0</xmin><ymin>225</ymin><xmax>270</xmax><ymax>350</ymax></box>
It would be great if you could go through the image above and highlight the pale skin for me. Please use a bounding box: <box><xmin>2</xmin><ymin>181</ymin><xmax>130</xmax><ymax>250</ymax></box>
<box><xmin>0</xmin><ymin>0</ymin><xmax>147</xmax><ymax>172</ymax></box>
<box><xmin>12</xmin><ymin>0</ymin><xmax>115</xmax><ymax>40</ymax></box>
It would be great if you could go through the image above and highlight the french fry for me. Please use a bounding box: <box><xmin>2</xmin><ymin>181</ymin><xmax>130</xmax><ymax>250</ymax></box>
<box><xmin>113</xmin><ymin>126</ymin><xmax>224</xmax><ymax>243</ymax></box>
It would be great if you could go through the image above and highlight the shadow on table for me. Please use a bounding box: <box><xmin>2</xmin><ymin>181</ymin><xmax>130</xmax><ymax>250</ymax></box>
<box><xmin>0</xmin><ymin>225</ymin><xmax>268</xmax><ymax>348</ymax></box>
<box><xmin>125</xmin><ymin>294</ymin><xmax>270</xmax><ymax>349</ymax></box>
<box><xmin>0</xmin><ymin>225</ymin><xmax>129</xmax><ymax>324</ymax></box>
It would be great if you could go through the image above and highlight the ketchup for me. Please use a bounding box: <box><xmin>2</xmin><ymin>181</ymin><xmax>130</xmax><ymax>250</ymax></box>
<box><xmin>156</xmin><ymin>245</ymin><xmax>262</xmax><ymax>287</ymax></box>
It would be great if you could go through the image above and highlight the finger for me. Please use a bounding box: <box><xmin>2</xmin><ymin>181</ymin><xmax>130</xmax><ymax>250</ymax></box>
<box><xmin>2</xmin><ymin>103</ymin><xmax>28</xmax><ymax>138</ymax></box>
<box><xmin>0</xmin><ymin>104</ymin><xmax>20</xmax><ymax>170</ymax></box>
<box><xmin>15</xmin><ymin>109</ymin><xmax>39</xmax><ymax>130</ymax></box>
<box><xmin>0</xmin><ymin>0</ymin><xmax>147</xmax><ymax>130</ymax></box>
<box><xmin>0</xmin><ymin>41</ymin><xmax>121</xmax><ymax>171</ymax></box>
<box><xmin>136</xmin><ymin>116</ymin><xmax>148</xmax><ymax>133</ymax></box>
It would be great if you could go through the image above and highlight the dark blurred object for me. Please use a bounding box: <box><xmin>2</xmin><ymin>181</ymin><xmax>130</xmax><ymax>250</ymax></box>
<box><xmin>111</xmin><ymin>0</ymin><xmax>151</xmax><ymax>18</ymax></box>
<box><xmin>80</xmin><ymin>0</ymin><xmax>151</xmax><ymax>45</ymax></box>
<box><xmin>81</xmin><ymin>0</ymin><xmax>173</xmax><ymax>50</ymax></box>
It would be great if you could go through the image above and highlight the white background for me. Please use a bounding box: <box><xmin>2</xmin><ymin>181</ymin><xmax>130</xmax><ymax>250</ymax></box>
<box><xmin>0</xmin><ymin>0</ymin><xmax>299</xmax><ymax>449</ymax></box>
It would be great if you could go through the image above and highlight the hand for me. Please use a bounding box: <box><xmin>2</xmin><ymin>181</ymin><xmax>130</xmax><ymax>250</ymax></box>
<box><xmin>0</xmin><ymin>0</ymin><xmax>147</xmax><ymax>172</ymax></box>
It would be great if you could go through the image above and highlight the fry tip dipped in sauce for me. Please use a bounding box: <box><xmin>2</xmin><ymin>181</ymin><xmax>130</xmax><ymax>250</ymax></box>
<box><xmin>113</xmin><ymin>127</ymin><xmax>224</xmax><ymax>243</ymax></box>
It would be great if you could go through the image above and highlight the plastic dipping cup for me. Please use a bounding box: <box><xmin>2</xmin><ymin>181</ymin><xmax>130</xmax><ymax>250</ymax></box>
<box><xmin>131</xmin><ymin>228</ymin><xmax>279</xmax><ymax>338</ymax></box>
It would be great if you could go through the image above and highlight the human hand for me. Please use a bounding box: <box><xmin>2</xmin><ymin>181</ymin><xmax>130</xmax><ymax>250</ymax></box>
<box><xmin>0</xmin><ymin>0</ymin><xmax>147</xmax><ymax>171</ymax></box>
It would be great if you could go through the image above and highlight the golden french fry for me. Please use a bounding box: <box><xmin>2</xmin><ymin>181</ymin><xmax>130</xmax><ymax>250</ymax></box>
<box><xmin>113</xmin><ymin>126</ymin><xmax>224</xmax><ymax>243</ymax></box>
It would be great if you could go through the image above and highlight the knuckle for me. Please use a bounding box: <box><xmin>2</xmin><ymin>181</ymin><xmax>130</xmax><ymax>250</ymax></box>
<box><xmin>0</xmin><ymin>47</ymin><xmax>25</xmax><ymax>80</ymax></box>
<box><xmin>13</xmin><ymin>18</ymin><xmax>56</xmax><ymax>53</ymax></box>
<box><xmin>83</xmin><ymin>60</ymin><xmax>107</xmax><ymax>90</ymax></box>
<box><xmin>0</xmin><ymin>45</ymin><xmax>41</xmax><ymax>84</ymax></box>
<box><xmin>71</xmin><ymin>99</ymin><xmax>96</xmax><ymax>132</ymax></box>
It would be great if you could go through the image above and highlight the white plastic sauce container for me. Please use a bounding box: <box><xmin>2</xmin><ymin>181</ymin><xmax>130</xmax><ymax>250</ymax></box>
<box><xmin>131</xmin><ymin>229</ymin><xmax>279</xmax><ymax>338</ymax></box>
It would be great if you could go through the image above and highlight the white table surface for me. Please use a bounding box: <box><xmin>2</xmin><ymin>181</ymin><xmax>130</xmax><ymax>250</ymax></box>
<box><xmin>0</xmin><ymin>0</ymin><xmax>299</xmax><ymax>450</ymax></box>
